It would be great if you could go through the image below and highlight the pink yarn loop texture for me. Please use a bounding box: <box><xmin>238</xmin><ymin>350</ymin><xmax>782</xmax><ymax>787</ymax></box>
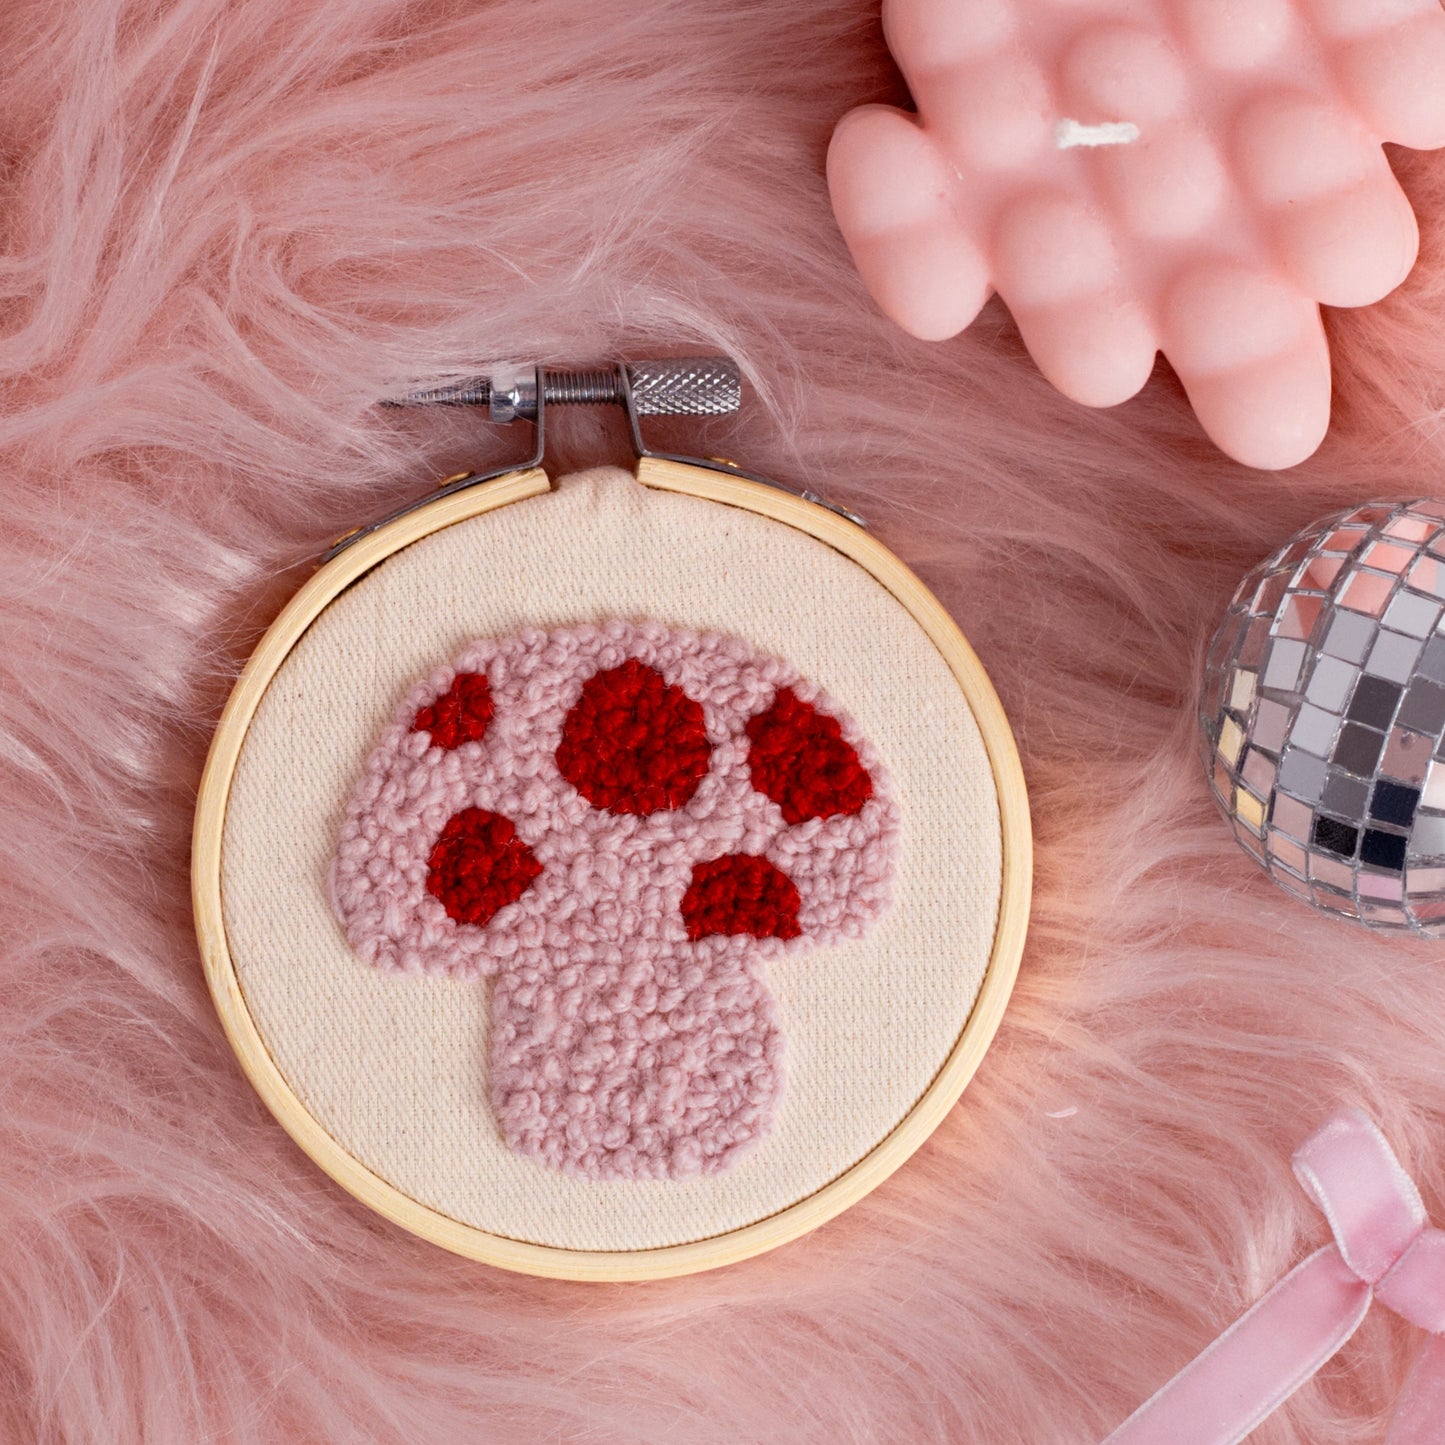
<box><xmin>1105</xmin><ymin>1110</ymin><xmax>1445</xmax><ymax>1445</ymax></box>
<box><xmin>330</xmin><ymin>621</ymin><xmax>900</xmax><ymax>1181</ymax></box>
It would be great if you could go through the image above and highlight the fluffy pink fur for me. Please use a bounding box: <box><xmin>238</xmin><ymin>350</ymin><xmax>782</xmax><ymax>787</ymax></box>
<box><xmin>330</xmin><ymin>621</ymin><xmax>897</xmax><ymax>1179</ymax></box>
<box><xmin>6</xmin><ymin>0</ymin><xmax>1445</xmax><ymax>1439</ymax></box>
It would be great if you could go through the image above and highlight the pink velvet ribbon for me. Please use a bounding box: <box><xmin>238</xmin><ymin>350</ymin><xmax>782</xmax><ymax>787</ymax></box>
<box><xmin>1104</xmin><ymin>1110</ymin><xmax>1445</xmax><ymax>1444</ymax></box>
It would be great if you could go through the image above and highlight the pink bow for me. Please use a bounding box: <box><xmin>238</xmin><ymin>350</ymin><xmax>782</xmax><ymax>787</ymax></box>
<box><xmin>1104</xmin><ymin>1110</ymin><xmax>1445</xmax><ymax>1444</ymax></box>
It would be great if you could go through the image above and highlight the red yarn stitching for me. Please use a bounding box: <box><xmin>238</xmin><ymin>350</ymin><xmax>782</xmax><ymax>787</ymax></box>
<box><xmin>555</xmin><ymin>658</ymin><xmax>711</xmax><ymax>815</ymax></box>
<box><xmin>412</xmin><ymin>671</ymin><xmax>494</xmax><ymax>750</ymax></box>
<box><xmin>426</xmin><ymin>807</ymin><xmax>542</xmax><ymax>927</ymax></box>
<box><xmin>680</xmin><ymin>853</ymin><xmax>802</xmax><ymax>941</ymax></box>
<box><xmin>745</xmin><ymin>687</ymin><xmax>873</xmax><ymax>825</ymax></box>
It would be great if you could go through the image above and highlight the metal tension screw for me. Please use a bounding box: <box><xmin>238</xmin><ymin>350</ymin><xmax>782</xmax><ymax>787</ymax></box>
<box><xmin>390</xmin><ymin>357</ymin><xmax>742</xmax><ymax>423</ymax></box>
<box><xmin>326</xmin><ymin>352</ymin><xmax>862</xmax><ymax>564</ymax></box>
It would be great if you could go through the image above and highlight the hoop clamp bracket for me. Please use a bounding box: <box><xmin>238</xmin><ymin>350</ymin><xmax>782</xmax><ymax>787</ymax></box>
<box><xmin>324</xmin><ymin>357</ymin><xmax>862</xmax><ymax>563</ymax></box>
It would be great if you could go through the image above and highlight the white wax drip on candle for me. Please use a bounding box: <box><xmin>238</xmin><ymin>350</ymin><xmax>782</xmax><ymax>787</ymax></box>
<box><xmin>1055</xmin><ymin>118</ymin><xmax>1140</xmax><ymax>149</ymax></box>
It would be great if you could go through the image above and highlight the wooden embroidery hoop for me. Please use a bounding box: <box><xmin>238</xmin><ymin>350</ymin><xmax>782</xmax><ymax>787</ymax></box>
<box><xmin>193</xmin><ymin>449</ymin><xmax>1032</xmax><ymax>1282</ymax></box>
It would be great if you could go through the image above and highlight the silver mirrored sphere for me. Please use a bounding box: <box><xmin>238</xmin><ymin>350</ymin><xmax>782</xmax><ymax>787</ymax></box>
<box><xmin>1201</xmin><ymin>499</ymin><xmax>1445</xmax><ymax>933</ymax></box>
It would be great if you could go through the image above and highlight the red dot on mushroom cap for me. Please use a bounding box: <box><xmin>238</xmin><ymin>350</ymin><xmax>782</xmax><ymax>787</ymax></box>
<box><xmin>426</xmin><ymin>806</ymin><xmax>542</xmax><ymax>927</ymax></box>
<box><xmin>412</xmin><ymin>671</ymin><xmax>494</xmax><ymax>750</ymax></box>
<box><xmin>745</xmin><ymin>687</ymin><xmax>874</xmax><ymax>826</ymax></box>
<box><xmin>555</xmin><ymin>658</ymin><xmax>711</xmax><ymax>815</ymax></box>
<box><xmin>681</xmin><ymin>853</ymin><xmax>802</xmax><ymax>941</ymax></box>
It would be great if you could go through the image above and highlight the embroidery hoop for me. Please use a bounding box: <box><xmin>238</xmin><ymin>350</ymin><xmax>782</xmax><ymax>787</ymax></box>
<box><xmin>192</xmin><ymin>364</ymin><xmax>1032</xmax><ymax>1281</ymax></box>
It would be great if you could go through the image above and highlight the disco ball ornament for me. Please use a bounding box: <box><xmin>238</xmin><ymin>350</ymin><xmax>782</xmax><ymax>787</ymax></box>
<box><xmin>1201</xmin><ymin>499</ymin><xmax>1445</xmax><ymax>933</ymax></box>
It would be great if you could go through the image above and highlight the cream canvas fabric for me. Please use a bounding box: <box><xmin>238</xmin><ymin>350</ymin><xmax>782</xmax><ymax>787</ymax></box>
<box><xmin>221</xmin><ymin>467</ymin><xmax>1003</xmax><ymax>1251</ymax></box>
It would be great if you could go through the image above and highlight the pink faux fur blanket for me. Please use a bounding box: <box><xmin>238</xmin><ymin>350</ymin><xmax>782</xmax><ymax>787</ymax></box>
<box><xmin>5</xmin><ymin>0</ymin><xmax>1445</xmax><ymax>1440</ymax></box>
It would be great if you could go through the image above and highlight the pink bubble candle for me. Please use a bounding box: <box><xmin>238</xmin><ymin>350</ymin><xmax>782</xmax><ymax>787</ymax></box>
<box><xmin>829</xmin><ymin>0</ymin><xmax>1445</xmax><ymax>469</ymax></box>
